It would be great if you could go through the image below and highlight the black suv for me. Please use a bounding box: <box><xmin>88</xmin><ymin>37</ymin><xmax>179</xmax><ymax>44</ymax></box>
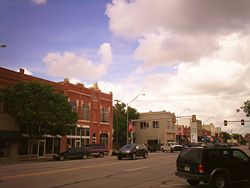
<box><xmin>176</xmin><ymin>144</ymin><xmax>250</xmax><ymax>188</ymax></box>
<box><xmin>117</xmin><ymin>143</ymin><xmax>148</xmax><ymax>160</ymax></box>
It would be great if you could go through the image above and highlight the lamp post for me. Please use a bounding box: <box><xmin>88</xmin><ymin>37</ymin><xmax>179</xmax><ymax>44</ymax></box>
<box><xmin>126</xmin><ymin>93</ymin><xmax>145</xmax><ymax>144</ymax></box>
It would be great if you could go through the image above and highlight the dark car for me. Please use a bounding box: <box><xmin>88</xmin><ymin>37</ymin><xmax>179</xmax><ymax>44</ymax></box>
<box><xmin>175</xmin><ymin>144</ymin><xmax>250</xmax><ymax>188</ymax></box>
<box><xmin>85</xmin><ymin>144</ymin><xmax>109</xmax><ymax>158</ymax></box>
<box><xmin>117</xmin><ymin>143</ymin><xmax>148</xmax><ymax>160</ymax></box>
<box><xmin>53</xmin><ymin>148</ymin><xmax>89</xmax><ymax>161</ymax></box>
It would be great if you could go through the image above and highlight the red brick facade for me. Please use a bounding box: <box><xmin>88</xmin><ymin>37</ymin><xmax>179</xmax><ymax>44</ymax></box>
<box><xmin>0</xmin><ymin>67</ymin><xmax>113</xmax><ymax>155</ymax></box>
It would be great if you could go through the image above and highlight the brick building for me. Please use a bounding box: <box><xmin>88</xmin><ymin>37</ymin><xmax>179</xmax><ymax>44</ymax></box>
<box><xmin>0</xmin><ymin>67</ymin><xmax>113</xmax><ymax>160</ymax></box>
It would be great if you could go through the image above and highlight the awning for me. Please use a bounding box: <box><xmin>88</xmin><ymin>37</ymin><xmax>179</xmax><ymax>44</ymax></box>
<box><xmin>0</xmin><ymin>130</ymin><xmax>22</xmax><ymax>140</ymax></box>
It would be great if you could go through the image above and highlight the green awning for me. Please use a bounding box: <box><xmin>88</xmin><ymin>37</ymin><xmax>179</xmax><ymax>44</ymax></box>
<box><xmin>0</xmin><ymin>130</ymin><xmax>22</xmax><ymax>140</ymax></box>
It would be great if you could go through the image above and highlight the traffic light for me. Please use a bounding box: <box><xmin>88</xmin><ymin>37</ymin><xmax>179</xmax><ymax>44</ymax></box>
<box><xmin>224</xmin><ymin>120</ymin><xmax>227</xmax><ymax>126</ymax></box>
<box><xmin>192</xmin><ymin>115</ymin><xmax>196</xmax><ymax>122</ymax></box>
<box><xmin>241</xmin><ymin>119</ymin><xmax>245</xmax><ymax>125</ymax></box>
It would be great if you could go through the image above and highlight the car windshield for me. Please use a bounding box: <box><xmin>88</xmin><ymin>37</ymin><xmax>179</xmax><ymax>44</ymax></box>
<box><xmin>122</xmin><ymin>144</ymin><xmax>136</xmax><ymax>149</ymax></box>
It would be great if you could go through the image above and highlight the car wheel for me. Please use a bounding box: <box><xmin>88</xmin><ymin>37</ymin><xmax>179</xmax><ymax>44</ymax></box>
<box><xmin>117</xmin><ymin>156</ymin><xmax>122</xmax><ymax>160</ymax></box>
<box><xmin>131</xmin><ymin>153</ymin><xmax>136</xmax><ymax>160</ymax></box>
<box><xmin>99</xmin><ymin>152</ymin><xmax>104</xmax><ymax>158</ymax></box>
<box><xmin>187</xmin><ymin>179</ymin><xmax>200</xmax><ymax>186</ymax></box>
<box><xmin>161</xmin><ymin>148</ymin><xmax>165</xmax><ymax>152</ymax></box>
<box><xmin>82</xmin><ymin>154</ymin><xmax>88</xmax><ymax>159</ymax></box>
<box><xmin>143</xmin><ymin>152</ymin><xmax>148</xmax><ymax>159</ymax></box>
<box><xmin>211</xmin><ymin>173</ymin><xmax>227</xmax><ymax>188</ymax></box>
<box><xmin>59</xmin><ymin>156</ymin><xmax>64</xmax><ymax>161</ymax></box>
<box><xmin>170</xmin><ymin>149</ymin><xmax>174</xmax><ymax>153</ymax></box>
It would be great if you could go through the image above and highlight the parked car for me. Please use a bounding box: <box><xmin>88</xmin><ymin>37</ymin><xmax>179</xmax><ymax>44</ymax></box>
<box><xmin>85</xmin><ymin>144</ymin><xmax>109</xmax><ymax>158</ymax></box>
<box><xmin>161</xmin><ymin>142</ymin><xmax>183</xmax><ymax>153</ymax></box>
<box><xmin>117</xmin><ymin>143</ymin><xmax>148</xmax><ymax>160</ymax></box>
<box><xmin>175</xmin><ymin>143</ymin><xmax>250</xmax><ymax>188</ymax></box>
<box><xmin>53</xmin><ymin>148</ymin><xmax>89</xmax><ymax>161</ymax></box>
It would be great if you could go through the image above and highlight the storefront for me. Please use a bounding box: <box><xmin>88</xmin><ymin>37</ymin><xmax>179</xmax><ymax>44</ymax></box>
<box><xmin>0</xmin><ymin>130</ymin><xmax>22</xmax><ymax>160</ymax></box>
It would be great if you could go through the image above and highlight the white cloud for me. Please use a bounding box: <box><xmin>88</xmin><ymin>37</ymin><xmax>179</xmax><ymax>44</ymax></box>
<box><xmin>43</xmin><ymin>43</ymin><xmax>112</xmax><ymax>81</ymax></box>
<box><xmin>106</xmin><ymin>0</ymin><xmax>250</xmax><ymax>68</ymax></box>
<box><xmin>105</xmin><ymin>0</ymin><xmax>250</xmax><ymax>133</ymax></box>
<box><xmin>98</xmin><ymin>43</ymin><xmax>113</xmax><ymax>64</ymax></box>
<box><xmin>32</xmin><ymin>0</ymin><xmax>47</xmax><ymax>5</ymax></box>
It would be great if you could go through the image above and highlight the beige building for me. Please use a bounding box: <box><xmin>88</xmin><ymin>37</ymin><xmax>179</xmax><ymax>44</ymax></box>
<box><xmin>133</xmin><ymin>111</ymin><xmax>176</xmax><ymax>146</ymax></box>
<box><xmin>203</xmin><ymin>123</ymin><xmax>216</xmax><ymax>136</ymax></box>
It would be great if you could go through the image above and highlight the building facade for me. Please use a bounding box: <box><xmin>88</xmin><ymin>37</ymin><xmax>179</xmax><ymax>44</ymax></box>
<box><xmin>133</xmin><ymin>111</ymin><xmax>176</xmax><ymax>147</ymax></box>
<box><xmin>0</xmin><ymin>67</ymin><xmax>113</xmax><ymax>160</ymax></box>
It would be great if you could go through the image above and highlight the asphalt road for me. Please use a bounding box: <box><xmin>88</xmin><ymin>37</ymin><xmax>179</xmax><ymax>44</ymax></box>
<box><xmin>0</xmin><ymin>146</ymin><xmax>249</xmax><ymax>188</ymax></box>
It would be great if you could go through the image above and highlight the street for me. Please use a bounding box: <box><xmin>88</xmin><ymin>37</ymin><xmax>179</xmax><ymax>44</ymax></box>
<box><xmin>0</xmin><ymin>146</ymin><xmax>250</xmax><ymax>188</ymax></box>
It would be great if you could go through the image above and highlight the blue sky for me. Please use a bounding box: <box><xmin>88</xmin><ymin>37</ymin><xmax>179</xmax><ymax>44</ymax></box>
<box><xmin>1</xmin><ymin>0</ymin><xmax>250</xmax><ymax>135</ymax></box>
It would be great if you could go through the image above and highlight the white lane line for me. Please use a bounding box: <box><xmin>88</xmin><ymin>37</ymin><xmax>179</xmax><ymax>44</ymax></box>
<box><xmin>123</xmin><ymin>166</ymin><xmax>149</xmax><ymax>172</ymax></box>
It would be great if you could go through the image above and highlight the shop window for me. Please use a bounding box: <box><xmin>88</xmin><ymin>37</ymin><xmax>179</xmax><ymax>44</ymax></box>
<box><xmin>54</xmin><ymin>138</ymin><xmax>60</xmax><ymax>153</ymax></box>
<box><xmin>83</xmin><ymin>128</ymin><xmax>90</xmax><ymax>136</ymax></box>
<box><xmin>45</xmin><ymin>137</ymin><xmax>53</xmax><ymax>154</ymax></box>
<box><xmin>32</xmin><ymin>140</ymin><xmax>38</xmax><ymax>155</ymax></box>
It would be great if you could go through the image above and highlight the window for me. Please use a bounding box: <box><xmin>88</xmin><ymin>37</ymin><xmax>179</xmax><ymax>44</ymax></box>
<box><xmin>100</xmin><ymin>107</ymin><xmax>109</xmax><ymax>123</ymax></box>
<box><xmin>82</xmin><ymin>103</ymin><xmax>90</xmax><ymax>120</ymax></box>
<box><xmin>45</xmin><ymin>138</ymin><xmax>53</xmax><ymax>154</ymax></box>
<box><xmin>232</xmin><ymin>150</ymin><xmax>248</xmax><ymax>162</ymax></box>
<box><xmin>70</xmin><ymin>101</ymin><xmax>77</xmax><ymax>112</ymax></box>
<box><xmin>140</xmin><ymin>122</ymin><xmax>148</xmax><ymax>129</ymax></box>
<box><xmin>84</xmin><ymin>128</ymin><xmax>90</xmax><ymax>136</ymax></box>
<box><xmin>153</xmin><ymin>121</ymin><xmax>159</xmax><ymax>128</ymax></box>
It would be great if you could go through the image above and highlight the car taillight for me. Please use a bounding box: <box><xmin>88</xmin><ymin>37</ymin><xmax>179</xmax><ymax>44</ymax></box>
<box><xmin>198</xmin><ymin>164</ymin><xmax>204</xmax><ymax>173</ymax></box>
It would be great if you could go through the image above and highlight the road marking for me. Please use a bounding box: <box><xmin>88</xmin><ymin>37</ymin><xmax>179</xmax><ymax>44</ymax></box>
<box><xmin>123</xmin><ymin>166</ymin><xmax>148</xmax><ymax>172</ymax></box>
<box><xmin>0</xmin><ymin>159</ymin><xmax>145</xmax><ymax>180</ymax></box>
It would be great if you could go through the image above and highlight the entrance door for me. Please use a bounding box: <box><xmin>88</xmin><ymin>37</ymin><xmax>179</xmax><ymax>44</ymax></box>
<box><xmin>38</xmin><ymin>140</ymin><xmax>45</xmax><ymax>157</ymax></box>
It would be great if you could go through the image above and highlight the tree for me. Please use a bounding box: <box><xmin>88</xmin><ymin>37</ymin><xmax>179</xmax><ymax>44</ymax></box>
<box><xmin>113</xmin><ymin>102</ymin><xmax>140</xmax><ymax>147</ymax></box>
<box><xmin>2</xmin><ymin>81</ymin><xmax>78</xmax><ymax>156</ymax></box>
<box><xmin>220</xmin><ymin>132</ymin><xmax>231</xmax><ymax>143</ymax></box>
<box><xmin>241</xmin><ymin>100</ymin><xmax>250</xmax><ymax>117</ymax></box>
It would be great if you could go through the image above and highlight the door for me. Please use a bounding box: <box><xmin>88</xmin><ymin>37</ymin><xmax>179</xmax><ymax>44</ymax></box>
<box><xmin>229</xmin><ymin>149</ymin><xmax>250</xmax><ymax>181</ymax></box>
<box><xmin>38</xmin><ymin>140</ymin><xmax>45</xmax><ymax>157</ymax></box>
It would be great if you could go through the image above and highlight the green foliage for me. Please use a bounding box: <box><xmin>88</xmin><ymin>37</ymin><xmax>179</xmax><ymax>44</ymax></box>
<box><xmin>3</xmin><ymin>81</ymin><xmax>78</xmax><ymax>138</ymax></box>
<box><xmin>221</xmin><ymin>132</ymin><xmax>231</xmax><ymax>143</ymax></box>
<box><xmin>113</xmin><ymin>102</ymin><xmax>140</xmax><ymax>147</ymax></box>
<box><xmin>241</xmin><ymin>100</ymin><xmax>250</xmax><ymax>117</ymax></box>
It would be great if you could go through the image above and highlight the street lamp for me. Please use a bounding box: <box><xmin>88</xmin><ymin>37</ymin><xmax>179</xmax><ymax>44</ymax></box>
<box><xmin>126</xmin><ymin>93</ymin><xmax>145</xmax><ymax>144</ymax></box>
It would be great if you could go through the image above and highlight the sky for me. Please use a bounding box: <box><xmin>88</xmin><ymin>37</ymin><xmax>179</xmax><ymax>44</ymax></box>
<box><xmin>1</xmin><ymin>0</ymin><xmax>250</xmax><ymax>135</ymax></box>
